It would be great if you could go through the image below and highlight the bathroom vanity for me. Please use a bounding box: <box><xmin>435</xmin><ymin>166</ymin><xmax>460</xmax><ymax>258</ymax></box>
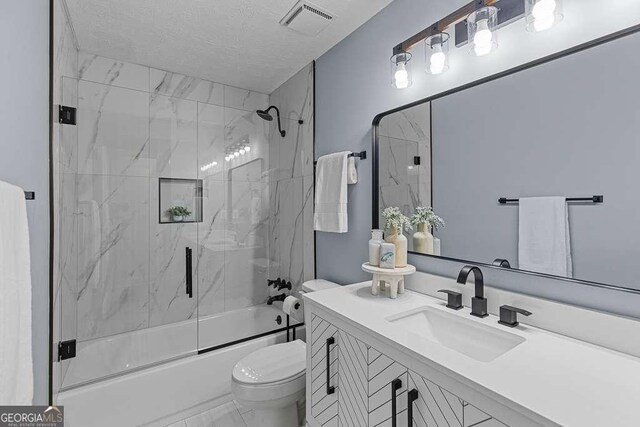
<box><xmin>303</xmin><ymin>282</ymin><xmax>640</xmax><ymax>427</ymax></box>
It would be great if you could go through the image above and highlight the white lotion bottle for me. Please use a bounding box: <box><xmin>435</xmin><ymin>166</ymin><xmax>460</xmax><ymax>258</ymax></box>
<box><xmin>368</xmin><ymin>229</ymin><xmax>384</xmax><ymax>266</ymax></box>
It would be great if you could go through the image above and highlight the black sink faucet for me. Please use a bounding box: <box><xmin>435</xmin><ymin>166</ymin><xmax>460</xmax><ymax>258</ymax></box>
<box><xmin>456</xmin><ymin>265</ymin><xmax>488</xmax><ymax>318</ymax></box>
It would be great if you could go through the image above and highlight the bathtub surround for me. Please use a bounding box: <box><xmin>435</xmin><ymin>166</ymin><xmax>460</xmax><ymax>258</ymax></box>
<box><xmin>52</xmin><ymin>47</ymin><xmax>316</xmax><ymax>392</ymax></box>
<box><xmin>315</xmin><ymin>0</ymin><xmax>640</xmax><ymax>317</ymax></box>
<box><xmin>267</xmin><ymin>62</ymin><xmax>316</xmax><ymax>293</ymax></box>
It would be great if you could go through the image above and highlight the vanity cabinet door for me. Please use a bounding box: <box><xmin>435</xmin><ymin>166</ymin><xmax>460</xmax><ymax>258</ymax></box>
<box><xmin>406</xmin><ymin>370</ymin><xmax>508</xmax><ymax>427</ymax></box>
<box><xmin>367</xmin><ymin>347</ymin><xmax>409</xmax><ymax>427</ymax></box>
<box><xmin>337</xmin><ymin>331</ymin><xmax>369</xmax><ymax>427</ymax></box>
<box><xmin>310</xmin><ymin>314</ymin><xmax>339</xmax><ymax>426</ymax></box>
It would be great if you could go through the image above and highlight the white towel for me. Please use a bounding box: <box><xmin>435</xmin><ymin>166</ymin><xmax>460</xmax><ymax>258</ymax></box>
<box><xmin>0</xmin><ymin>180</ymin><xmax>33</xmax><ymax>404</ymax></box>
<box><xmin>518</xmin><ymin>197</ymin><xmax>572</xmax><ymax>277</ymax></box>
<box><xmin>314</xmin><ymin>151</ymin><xmax>349</xmax><ymax>233</ymax></box>
<box><xmin>347</xmin><ymin>156</ymin><xmax>358</xmax><ymax>184</ymax></box>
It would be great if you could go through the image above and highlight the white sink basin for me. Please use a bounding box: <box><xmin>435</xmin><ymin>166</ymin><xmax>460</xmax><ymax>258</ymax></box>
<box><xmin>386</xmin><ymin>306</ymin><xmax>525</xmax><ymax>362</ymax></box>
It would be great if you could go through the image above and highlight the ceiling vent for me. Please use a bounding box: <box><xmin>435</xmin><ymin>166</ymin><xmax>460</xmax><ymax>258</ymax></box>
<box><xmin>280</xmin><ymin>1</ymin><xmax>335</xmax><ymax>36</ymax></box>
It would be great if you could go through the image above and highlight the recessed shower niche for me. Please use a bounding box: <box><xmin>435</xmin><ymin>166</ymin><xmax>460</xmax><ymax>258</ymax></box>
<box><xmin>158</xmin><ymin>177</ymin><xmax>203</xmax><ymax>224</ymax></box>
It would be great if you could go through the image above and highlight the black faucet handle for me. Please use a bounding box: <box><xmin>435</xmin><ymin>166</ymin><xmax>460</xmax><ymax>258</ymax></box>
<box><xmin>437</xmin><ymin>289</ymin><xmax>463</xmax><ymax>310</ymax></box>
<box><xmin>267</xmin><ymin>278</ymin><xmax>282</xmax><ymax>287</ymax></box>
<box><xmin>278</xmin><ymin>281</ymin><xmax>292</xmax><ymax>291</ymax></box>
<box><xmin>492</xmin><ymin>258</ymin><xmax>511</xmax><ymax>268</ymax></box>
<box><xmin>498</xmin><ymin>305</ymin><xmax>532</xmax><ymax>327</ymax></box>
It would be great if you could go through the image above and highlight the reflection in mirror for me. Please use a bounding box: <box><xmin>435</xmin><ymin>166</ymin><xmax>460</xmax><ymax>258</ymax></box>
<box><xmin>375</xmin><ymin>30</ymin><xmax>640</xmax><ymax>291</ymax></box>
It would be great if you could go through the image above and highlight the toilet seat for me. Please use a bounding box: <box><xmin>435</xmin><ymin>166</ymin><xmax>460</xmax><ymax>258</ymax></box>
<box><xmin>233</xmin><ymin>339</ymin><xmax>306</xmax><ymax>385</ymax></box>
<box><xmin>232</xmin><ymin>340</ymin><xmax>307</xmax><ymax>406</ymax></box>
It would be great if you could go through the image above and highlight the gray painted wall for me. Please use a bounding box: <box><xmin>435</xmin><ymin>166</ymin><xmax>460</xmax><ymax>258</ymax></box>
<box><xmin>432</xmin><ymin>30</ymin><xmax>640</xmax><ymax>290</ymax></box>
<box><xmin>0</xmin><ymin>1</ymin><xmax>50</xmax><ymax>404</ymax></box>
<box><xmin>315</xmin><ymin>0</ymin><xmax>640</xmax><ymax>319</ymax></box>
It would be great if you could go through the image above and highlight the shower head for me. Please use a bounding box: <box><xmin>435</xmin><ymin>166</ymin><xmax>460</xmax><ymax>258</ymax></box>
<box><xmin>256</xmin><ymin>109</ymin><xmax>274</xmax><ymax>121</ymax></box>
<box><xmin>256</xmin><ymin>106</ymin><xmax>286</xmax><ymax>137</ymax></box>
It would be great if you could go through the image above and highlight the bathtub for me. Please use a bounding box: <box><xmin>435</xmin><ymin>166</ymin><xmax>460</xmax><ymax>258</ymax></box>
<box><xmin>57</xmin><ymin>304</ymin><xmax>305</xmax><ymax>426</ymax></box>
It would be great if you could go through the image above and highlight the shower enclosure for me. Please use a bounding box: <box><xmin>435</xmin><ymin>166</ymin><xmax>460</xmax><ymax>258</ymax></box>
<box><xmin>52</xmin><ymin>50</ymin><xmax>315</xmax><ymax>397</ymax></box>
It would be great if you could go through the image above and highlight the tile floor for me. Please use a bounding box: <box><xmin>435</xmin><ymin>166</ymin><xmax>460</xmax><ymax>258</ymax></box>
<box><xmin>166</xmin><ymin>399</ymin><xmax>305</xmax><ymax>427</ymax></box>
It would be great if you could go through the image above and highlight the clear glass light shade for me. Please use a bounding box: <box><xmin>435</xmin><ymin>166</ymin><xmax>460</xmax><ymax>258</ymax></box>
<box><xmin>424</xmin><ymin>33</ymin><xmax>450</xmax><ymax>75</ymax></box>
<box><xmin>467</xmin><ymin>6</ymin><xmax>499</xmax><ymax>57</ymax></box>
<box><xmin>390</xmin><ymin>52</ymin><xmax>413</xmax><ymax>89</ymax></box>
<box><xmin>525</xmin><ymin>0</ymin><xmax>563</xmax><ymax>32</ymax></box>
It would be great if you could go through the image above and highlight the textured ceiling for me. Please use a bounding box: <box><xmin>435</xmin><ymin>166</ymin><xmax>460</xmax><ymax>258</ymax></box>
<box><xmin>64</xmin><ymin>0</ymin><xmax>394</xmax><ymax>93</ymax></box>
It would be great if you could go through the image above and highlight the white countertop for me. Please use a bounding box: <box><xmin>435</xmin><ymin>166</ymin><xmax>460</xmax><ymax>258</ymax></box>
<box><xmin>304</xmin><ymin>282</ymin><xmax>640</xmax><ymax>427</ymax></box>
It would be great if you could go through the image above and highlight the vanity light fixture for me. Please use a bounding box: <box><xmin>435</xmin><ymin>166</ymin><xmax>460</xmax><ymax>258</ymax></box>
<box><xmin>525</xmin><ymin>0</ymin><xmax>563</xmax><ymax>32</ymax></box>
<box><xmin>467</xmin><ymin>6</ymin><xmax>499</xmax><ymax>56</ymax></box>
<box><xmin>425</xmin><ymin>32</ymin><xmax>450</xmax><ymax>74</ymax></box>
<box><xmin>391</xmin><ymin>52</ymin><xmax>413</xmax><ymax>89</ymax></box>
<box><xmin>389</xmin><ymin>0</ymin><xmax>563</xmax><ymax>88</ymax></box>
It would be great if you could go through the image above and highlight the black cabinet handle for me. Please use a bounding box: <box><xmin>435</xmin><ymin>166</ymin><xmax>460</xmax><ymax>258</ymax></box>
<box><xmin>391</xmin><ymin>378</ymin><xmax>402</xmax><ymax>427</ymax></box>
<box><xmin>408</xmin><ymin>388</ymin><xmax>418</xmax><ymax>425</ymax></box>
<box><xmin>185</xmin><ymin>247</ymin><xmax>193</xmax><ymax>298</ymax></box>
<box><xmin>326</xmin><ymin>337</ymin><xmax>335</xmax><ymax>395</ymax></box>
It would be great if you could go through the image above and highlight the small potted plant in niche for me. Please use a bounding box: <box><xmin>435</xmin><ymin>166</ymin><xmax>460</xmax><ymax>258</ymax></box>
<box><xmin>167</xmin><ymin>206</ymin><xmax>192</xmax><ymax>222</ymax></box>
<box><xmin>410</xmin><ymin>207</ymin><xmax>445</xmax><ymax>255</ymax></box>
<box><xmin>381</xmin><ymin>207</ymin><xmax>412</xmax><ymax>268</ymax></box>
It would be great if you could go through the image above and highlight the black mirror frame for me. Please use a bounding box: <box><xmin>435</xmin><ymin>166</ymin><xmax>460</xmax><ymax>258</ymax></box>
<box><xmin>371</xmin><ymin>23</ymin><xmax>640</xmax><ymax>297</ymax></box>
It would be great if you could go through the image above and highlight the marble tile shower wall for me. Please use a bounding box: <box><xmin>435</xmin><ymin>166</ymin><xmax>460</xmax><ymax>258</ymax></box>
<box><xmin>378</xmin><ymin>103</ymin><xmax>432</xmax><ymax>222</ymax></box>
<box><xmin>267</xmin><ymin>63</ymin><xmax>315</xmax><ymax>294</ymax></box>
<box><xmin>55</xmin><ymin>50</ymin><xmax>296</xmax><ymax>343</ymax></box>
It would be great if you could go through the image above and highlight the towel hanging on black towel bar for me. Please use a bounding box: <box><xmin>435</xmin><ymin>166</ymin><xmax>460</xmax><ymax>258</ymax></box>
<box><xmin>498</xmin><ymin>195</ymin><xmax>603</xmax><ymax>204</ymax></box>
<box><xmin>313</xmin><ymin>150</ymin><xmax>367</xmax><ymax>166</ymax></box>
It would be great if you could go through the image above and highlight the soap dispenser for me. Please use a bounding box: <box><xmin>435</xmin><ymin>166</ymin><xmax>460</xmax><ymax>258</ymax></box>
<box><xmin>368</xmin><ymin>229</ymin><xmax>384</xmax><ymax>266</ymax></box>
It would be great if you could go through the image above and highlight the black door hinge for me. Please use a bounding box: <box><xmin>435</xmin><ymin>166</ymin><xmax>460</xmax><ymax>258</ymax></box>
<box><xmin>414</xmin><ymin>156</ymin><xmax>421</xmax><ymax>165</ymax></box>
<box><xmin>59</xmin><ymin>105</ymin><xmax>76</xmax><ymax>125</ymax></box>
<box><xmin>58</xmin><ymin>339</ymin><xmax>76</xmax><ymax>361</ymax></box>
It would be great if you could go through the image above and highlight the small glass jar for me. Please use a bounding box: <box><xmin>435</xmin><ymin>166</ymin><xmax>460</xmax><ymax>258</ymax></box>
<box><xmin>390</xmin><ymin>52</ymin><xmax>413</xmax><ymax>89</ymax></box>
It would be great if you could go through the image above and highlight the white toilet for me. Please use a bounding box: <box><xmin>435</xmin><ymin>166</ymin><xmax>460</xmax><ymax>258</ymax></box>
<box><xmin>231</xmin><ymin>279</ymin><xmax>339</xmax><ymax>427</ymax></box>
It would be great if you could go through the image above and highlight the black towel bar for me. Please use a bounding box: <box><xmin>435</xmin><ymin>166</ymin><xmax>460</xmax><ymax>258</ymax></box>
<box><xmin>313</xmin><ymin>151</ymin><xmax>366</xmax><ymax>165</ymax></box>
<box><xmin>24</xmin><ymin>191</ymin><xmax>35</xmax><ymax>200</ymax></box>
<box><xmin>498</xmin><ymin>195</ymin><xmax>603</xmax><ymax>204</ymax></box>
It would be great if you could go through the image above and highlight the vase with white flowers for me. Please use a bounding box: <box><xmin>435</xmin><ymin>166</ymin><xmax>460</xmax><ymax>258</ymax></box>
<box><xmin>410</xmin><ymin>207</ymin><xmax>445</xmax><ymax>255</ymax></box>
<box><xmin>381</xmin><ymin>207</ymin><xmax>412</xmax><ymax>267</ymax></box>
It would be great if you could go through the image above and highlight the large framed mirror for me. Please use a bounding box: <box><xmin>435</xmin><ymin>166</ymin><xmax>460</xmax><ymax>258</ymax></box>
<box><xmin>373</xmin><ymin>27</ymin><xmax>640</xmax><ymax>293</ymax></box>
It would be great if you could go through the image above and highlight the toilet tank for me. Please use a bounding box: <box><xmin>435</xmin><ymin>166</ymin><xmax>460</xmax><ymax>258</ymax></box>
<box><xmin>301</xmin><ymin>279</ymin><xmax>340</xmax><ymax>293</ymax></box>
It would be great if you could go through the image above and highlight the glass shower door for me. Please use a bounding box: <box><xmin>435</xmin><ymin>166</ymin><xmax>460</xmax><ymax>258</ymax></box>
<box><xmin>55</xmin><ymin>78</ymin><xmax>200</xmax><ymax>392</ymax></box>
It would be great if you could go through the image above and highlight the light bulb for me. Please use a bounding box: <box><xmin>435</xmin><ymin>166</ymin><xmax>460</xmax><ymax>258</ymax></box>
<box><xmin>473</xmin><ymin>19</ymin><xmax>493</xmax><ymax>56</ymax></box>
<box><xmin>244</xmin><ymin>146</ymin><xmax>251</xmax><ymax>152</ymax></box>
<box><xmin>225</xmin><ymin>156</ymin><xmax>231</xmax><ymax>162</ymax></box>
<box><xmin>239</xmin><ymin>148</ymin><xmax>246</xmax><ymax>155</ymax></box>
<box><xmin>394</xmin><ymin>62</ymin><xmax>409</xmax><ymax>89</ymax></box>
<box><xmin>532</xmin><ymin>0</ymin><xmax>556</xmax><ymax>19</ymax></box>
<box><xmin>528</xmin><ymin>0</ymin><xmax>558</xmax><ymax>31</ymax></box>
<box><xmin>234</xmin><ymin>151</ymin><xmax>240</xmax><ymax>157</ymax></box>
<box><xmin>212</xmin><ymin>161</ymin><xmax>218</xmax><ymax>167</ymax></box>
<box><xmin>429</xmin><ymin>43</ymin><xmax>446</xmax><ymax>75</ymax></box>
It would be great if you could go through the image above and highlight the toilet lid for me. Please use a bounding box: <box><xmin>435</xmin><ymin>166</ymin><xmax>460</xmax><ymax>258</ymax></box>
<box><xmin>233</xmin><ymin>340</ymin><xmax>306</xmax><ymax>385</ymax></box>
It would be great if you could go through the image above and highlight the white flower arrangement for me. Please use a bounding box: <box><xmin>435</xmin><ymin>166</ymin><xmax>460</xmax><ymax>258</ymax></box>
<box><xmin>410</xmin><ymin>206</ymin><xmax>445</xmax><ymax>231</ymax></box>
<box><xmin>382</xmin><ymin>207</ymin><xmax>412</xmax><ymax>233</ymax></box>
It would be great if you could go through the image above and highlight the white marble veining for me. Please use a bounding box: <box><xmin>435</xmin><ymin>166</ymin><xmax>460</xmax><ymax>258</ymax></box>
<box><xmin>76</xmin><ymin>174</ymin><xmax>150</xmax><ymax>340</ymax></box>
<box><xmin>78</xmin><ymin>52</ymin><xmax>149</xmax><ymax>92</ymax></box>
<box><xmin>149</xmin><ymin>95</ymin><xmax>198</xmax><ymax>178</ymax></box>
<box><xmin>269</xmin><ymin>63</ymin><xmax>314</xmax><ymax>123</ymax></box>
<box><xmin>54</xmin><ymin>53</ymin><xmax>314</xmax><ymax>371</ymax></box>
<box><xmin>149</xmin><ymin>178</ymin><xmax>198</xmax><ymax>327</ymax></box>
<box><xmin>150</xmin><ymin>68</ymin><xmax>224</xmax><ymax>105</ymax></box>
<box><xmin>196</xmin><ymin>179</ymin><xmax>226</xmax><ymax>318</ymax></box>
<box><xmin>77</xmin><ymin>80</ymin><xmax>150</xmax><ymax>176</ymax></box>
<box><xmin>197</xmin><ymin>102</ymin><xmax>226</xmax><ymax>181</ymax></box>
<box><xmin>224</xmin><ymin>85</ymin><xmax>269</xmax><ymax>112</ymax></box>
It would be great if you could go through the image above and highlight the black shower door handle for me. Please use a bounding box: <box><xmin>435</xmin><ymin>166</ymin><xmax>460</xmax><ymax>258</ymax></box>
<box><xmin>391</xmin><ymin>378</ymin><xmax>402</xmax><ymax>427</ymax></box>
<box><xmin>408</xmin><ymin>388</ymin><xmax>419</xmax><ymax>425</ymax></box>
<box><xmin>326</xmin><ymin>337</ymin><xmax>335</xmax><ymax>395</ymax></box>
<box><xmin>185</xmin><ymin>247</ymin><xmax>193</xmax><ymax>298</ymax></box>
